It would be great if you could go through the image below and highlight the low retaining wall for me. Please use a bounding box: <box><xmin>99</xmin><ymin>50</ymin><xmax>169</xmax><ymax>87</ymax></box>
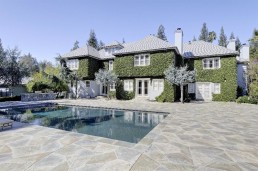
<box><xmin>21</xmin><ymin>93</ymin><xmax>57</xmax><ymax>102</ymax></box>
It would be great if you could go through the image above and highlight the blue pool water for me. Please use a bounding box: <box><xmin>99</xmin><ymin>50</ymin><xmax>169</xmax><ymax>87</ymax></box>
<box><xmin>2</xmin><ymin>105</ymin><xmax>168</xmax><ymax>143</ymax></box>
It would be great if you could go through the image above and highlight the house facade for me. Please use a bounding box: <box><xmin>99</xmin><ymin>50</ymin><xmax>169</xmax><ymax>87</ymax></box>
<box><xmin>62</xmin><ymin>28</ymin><xmax>247</xmax><ymax>102</ymax></box>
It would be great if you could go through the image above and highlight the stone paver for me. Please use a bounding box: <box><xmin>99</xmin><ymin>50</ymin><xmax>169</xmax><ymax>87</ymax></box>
<box><xmin>0</xmin><ymin>99</ymin><xmax>258</xmax><ymax>170</ymax></box>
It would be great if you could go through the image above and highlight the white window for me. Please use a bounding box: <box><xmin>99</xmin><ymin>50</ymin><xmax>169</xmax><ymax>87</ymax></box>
<box><xmin>188</xmin><ymin>83</ymin><xmax>195</xmax><ymax>93</ymax></box>
<box><xmin>213</xmin><ymin>83</ymin><xmax>221</xmax><ymax>94</ymax></box>
<box><xmin>85</xmin><ymin>81</ymin><xmax>90</xmax><ymax>88</ymax></box>
<box><xmin>109</xmin><ymin>60</ymin><xmax>113</xmax><ymax>70</ymax></box>
<box><xmin>110</xmin><ymin>83</ymin><xmax>116</xmax><ymax>91</ymax></box>
<box><xmin>124</xmin><ymin>80</ymin><xmax>133</xmax><ymax>91</ymax></box>
<box><xmin>152</xmin><ymin>80</ymin><xmax>164</xmax><ymax>91</ymax></box>
<box><xmin>134</xmin><ymin>54</ymin><xmax>150</xmax><ymax>66</ymax></box>
<box><xmin>67</xmin><ymin>59</ymin><xmax>79</xmax><ymax>70</ymax></box>
<box><xmin>202</xmin><ymin>58</ymin><xmax>220</xmax><ymax>69</ymax></box>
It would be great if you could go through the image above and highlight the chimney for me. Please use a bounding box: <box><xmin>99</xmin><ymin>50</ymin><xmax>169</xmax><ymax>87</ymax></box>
<box><xmin>239</xmin><ymin>44</ymin><xmax>250</xmax><ymax>62</ymax></box>
<box><xmin>227</xmin><ymin>39</ymin><xmax>236</xmax><ymax>51</ymax></box>
<box><xmin>175</xmin><ymin>28</ymin><xmax>183</xmax><ymax>54</ymax></box>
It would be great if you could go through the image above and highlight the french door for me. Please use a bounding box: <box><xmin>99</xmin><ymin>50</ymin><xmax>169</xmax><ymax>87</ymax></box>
<box><xmin>136</xmin><ymin>79</ymin><xmax>149</xmax><ymax>97</ymax></box>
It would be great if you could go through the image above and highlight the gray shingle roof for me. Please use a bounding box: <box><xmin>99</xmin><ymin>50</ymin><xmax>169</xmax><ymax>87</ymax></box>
<box><xmin>98</xmin><ymin>49</ymin><xmax>115</xmax><ymax>60</ymax></box>
<box><xmin>104</xmin><ymin>41</ymin><xmax>123</xmax><ymax>48</ymax></box>
<box><xmin>183</xmin><ymin>41</ymin><xmax>239</xmax><ymax>58</ymax></box>
<box><xmin>62</xmin><ymin>45</ymin><xmax>100</xmax><ymax>59</ymax></box>
<box><xmin>114</xmin><ymin>35</ymin><xmax>176</xmax><ymax>55</ymax></box>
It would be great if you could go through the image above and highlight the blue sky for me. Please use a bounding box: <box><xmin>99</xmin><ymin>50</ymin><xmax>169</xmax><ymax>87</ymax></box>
<box><xmin>0</xmin><ymin>0</ymin><xmax>257</xmax><ymax>63</ymax></box>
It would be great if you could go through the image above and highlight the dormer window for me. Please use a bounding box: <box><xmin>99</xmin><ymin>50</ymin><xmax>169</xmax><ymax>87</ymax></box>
<box><xmin>134</xmin><ymin>54</ymin><xmax>150</xmax><ymax>66</ymax></box>
<box><xmin>105</xmin><ymin>47</ymin><xmax>119</xmax><ymax>56</ymax></box>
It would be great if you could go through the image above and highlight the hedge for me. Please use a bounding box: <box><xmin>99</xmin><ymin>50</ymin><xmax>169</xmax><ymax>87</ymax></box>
<box><xmin>193</xmin><ymin>56</ymin><xmax>237</xmax><ymax>101</ymax></box>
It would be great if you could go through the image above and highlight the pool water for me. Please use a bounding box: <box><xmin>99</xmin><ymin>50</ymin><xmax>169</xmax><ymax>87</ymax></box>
<box><xmin>2</xmin><ymin>105</ymin><xmax>168</xmax><ymax>143</ymax></box>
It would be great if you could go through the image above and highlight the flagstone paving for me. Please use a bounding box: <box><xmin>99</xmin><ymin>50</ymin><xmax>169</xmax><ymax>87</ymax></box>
<box><xmin>0</xmin><ymin>99</ymin><xmax>258</xmax><ymax>171</ymax></box>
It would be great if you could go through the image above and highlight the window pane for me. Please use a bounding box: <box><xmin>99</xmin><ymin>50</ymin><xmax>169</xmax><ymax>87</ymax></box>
<box><xmin>145</xmin><ymin>55</ymin><xmax>150</xmax><ymax>65</ymax></box>
<box><xmin>134</xmin><ymin>56</ymin><xmax>139</xmax><ymax>66</ymax></box>
<box><xmin>153</xmin><ymin>81</ymin><xmax>158</xmax><ymax>91</ymax></box>
<box><xmin>209</xmin><ymin>60</ymin><xmax>213</xmax><ymax>68</ymax></box>
<box><xmin>214</xmin><ymin>59</ymin><xmax>219</xmax><ymax>68</ymax></box>
<box><xmin>129</xmin><ymin>81</ymin><xmax>133</xmax><ymax>91</ymax></box>
<box><xmin>140</xmin><ymin>56</ymin><xmax>144</xmax><ymax>65</ymax></box>
<box><xmin>159</xmin><ymin>81</ymin><xmax>163</xmax><ymax>90</ymax></box>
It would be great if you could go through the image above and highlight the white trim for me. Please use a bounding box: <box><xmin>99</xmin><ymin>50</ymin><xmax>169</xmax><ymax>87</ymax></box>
<box><xmin>67</xmin><ymin>59</ymin><xmax>79</xmax><ymax>70</ymax></box>
<box><xmin>135</xmin><ymin>78</ymin><xmax>150</xmax><ymax>97</ymax></box>
<box><xmin>124</xmin><ymin>80</ymin><xmax>134</xmax><ymax>91</ymax></box>
<box><xmin>202</xmin><ymin>57</ymin><xmax>221</xmax><ymax>69</ymax></box>
<box><xmin>110</xmin><ymin>83</ymin><xmax>116</xmax><ymax>91</ymax></box>
<box><xmin>213</xmin><ymin>83</ymin><xmax>221</xmax><ymax>94</ymax></box>
<box><xmin>134</xmin><ymin>54</ymin><xmax>150</xmax><ymax>66</ymax></box>
<box><xmin>152</xmin><ymin>79</ymin><xmax>164</xmax><ymax>91</ymax></box>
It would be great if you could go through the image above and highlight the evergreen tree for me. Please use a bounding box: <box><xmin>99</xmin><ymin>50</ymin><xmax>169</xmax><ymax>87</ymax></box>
<box><xmin>0</xmin><ymin>39</ymin><xmax>7</xmax><ymax>81</ymax></box>
<box><xmin>235</xmin><ymin>37</ymin><xmax>241</xmax><ymax>51</ymax></box>
<box><xmin>218</xmin><ymin>27</ymin><xmax>227</xmax><ymax>47</ymax></box>
<box><xmin>192</xmin><ymin>36</ymin><xmax>197</xmax><ymax>41</ymax></box>
<box><xmin>87</xmin><ymin>30</ymin><xmax>98</xmax><ymax>49</ymax></box>
<box><xmin>208</xmin><ymin>31</ymin><xmax>217</xmax><ymax>43</ymax></box>
<box><xmin>122</xmin><ymin>38</ymin><xmax>125</xmax><ymax>44</ymax></box>
<box><xmin>19</xmin><ymin>53</ymin><xmax>39</xmax><ymax>76</ymax></box>
<box><xmin>71</xmin><ymin>40</ymin><xmax>79</xmax><ymax>51</ymax></box>
<box><xmin>230</xmin><ymin>32</ymin><xmax>235</xmax><ymax>39</ymax></box>
<box><xmin>199</xmin><ymin>22</ymin><xmax>209</xmax><ymax>41</ymax></box>
<box><xmin>99</xmin><ymin>40</ymin><xmax>105</xmax><ymax>49</ymax></box>
<box><xmin>157</xmin><ymin>25</ymin><xmax>167</xmax><ymax>41</ymax></box>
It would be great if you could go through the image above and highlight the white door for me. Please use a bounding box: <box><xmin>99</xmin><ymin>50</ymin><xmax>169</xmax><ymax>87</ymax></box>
<box><xmin>136</xmin><ymin>79</ymin><xmax>149</xmax><ymax>97</ymax></box>
<box><xmin>196</xmin><ymin>82</ymin><xmax>212</xmax><ymax>100</ymax></box>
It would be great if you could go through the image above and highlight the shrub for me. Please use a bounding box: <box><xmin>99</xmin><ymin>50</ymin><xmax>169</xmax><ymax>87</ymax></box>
<box><xmin>156</xmin><ymin>80</ymin><xmax>175</xmax><ymax>102</ymax></box>
<box><xmin>236</xmin><ymin>96</ymin><xmax>258</xmax><ymax>104</ymax></box>
<box><xmin>32</xmin><ymin>82</ymin><xmax>51</xmax><ymax>92</ymax></box>
<box><xmin>108</xmin><ymin>91</ymin><xmax>116</xmax><ymax>99</ymax></box>
<box><xmin>116</xmin><ymin>80</ymin><xmax>135</xmax><ymax>100</ymax></box>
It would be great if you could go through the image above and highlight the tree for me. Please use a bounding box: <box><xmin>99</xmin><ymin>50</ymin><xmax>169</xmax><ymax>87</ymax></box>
<box><xmin>19</xmin><ymin>53</ymin><xmax>39</xmax><ymax>76</ymax></box>
<box><xmin>95</xmin><ymin>69</ymin><xmax>118</xmax><ymax>99</ymax></box>
<box><xmin>5</xmin><ymin>47</ymin><xmax>28</xmax><ymax>86</ymax></box>
<box><xmin>235</xmin><ymin>37</ymin><xmax>241</xmax><ymax>51</ymax></box>
<box><xmin>157</xmin><ymin>25</ymin><xmax>167</xmax><ymax>41</ymax></box>
<box><xmin>87</xmin><ymin>30</ymin><xmax>98</xmax><ymax>49</ymax></box>
<box><xmin>192</xmin><ymin>36</ymin><xmax>197</xmax><ymax>41</ymax></box>
<box><xmin>122</xmin><ymin>38</ymin><xmax>125</xmax><ymax>43</ymax></box>
<box><xmin>199</xmin><ymin>22</ymin><xmax>209</xmax><ymax>41</ymax></box>
<box><xmin>218</xmin><ymin>27</ymin><xmax>227</xmax><ymax>47</ymax></box>
<box><xmin>0</xmin><ymin>38</ymin><xmax>7</xmax><ymax>81</ymax></box>
<box><xmin>99</xmin><ymin>40</ymin><xmax>105</xmax><ymax>49</ymax></box>
<box><xmin>39</xmin><ymin>60</ymin><xmax>53</xmax><ymax>71</ymax></box>
<box><xmin>208</xmin><ymin>31</ymin><xmax>217</xmax><ymax>43</ymax></box>
<box><xmin>230</xmin><ymin>32</ymin><xmax>235</xmax><ymax>39</ymax></box>
<box><xmin>164</xmin><ymin>65</ymin><xmax>195</xmax><ymax>103</ymax></box>
<box><xmin>248</xmin><ymin>29</ymin><xmax>258</xmax><ymax>98</ymax></box>
<box><xmin>71</xmin><ymin>40</ymin><xmax>79</xmax><ymax>51</ymax></box>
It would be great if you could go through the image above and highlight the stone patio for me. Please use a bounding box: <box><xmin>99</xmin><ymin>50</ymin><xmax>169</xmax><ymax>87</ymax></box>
<box><xmin>0</xmin><ymin>99</ymin><xmax>258</xmax><ymax>170</ymax></box>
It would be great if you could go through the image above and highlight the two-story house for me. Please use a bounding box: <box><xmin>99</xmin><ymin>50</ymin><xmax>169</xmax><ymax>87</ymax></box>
<box><xmin>62</xmin><ymin>28</ymin><xmax>246</xmax><ymax>102</ymax></box>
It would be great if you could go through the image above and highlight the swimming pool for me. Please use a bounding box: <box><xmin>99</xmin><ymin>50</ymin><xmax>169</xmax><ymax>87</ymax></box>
<box><xmin>2</xmin><ymin>105</ymin><xmax>168</xmax><ymax>143</ymax></box>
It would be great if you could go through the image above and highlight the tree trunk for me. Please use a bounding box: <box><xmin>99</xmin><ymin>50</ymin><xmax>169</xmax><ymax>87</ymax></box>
<box><xmin>180</xmin><ymin>84</ymin><xmax>184</xmax><ymax>103</ymax></box>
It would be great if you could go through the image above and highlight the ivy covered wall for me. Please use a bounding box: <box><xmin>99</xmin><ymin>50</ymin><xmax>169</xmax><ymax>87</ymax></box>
<box><xmin>114</xmin><ymin>51</ymin><xmax>178</xmax><ymax>78</ymax></box>
<box><xmin>77</xmin><ymin>58</ymin><xmax>100</xmax><ymax>80</ymax></box>
<box><xmin>194</xmin><ymin>56</ymin><xmax>237</xmax><ymax>101</ymax></box>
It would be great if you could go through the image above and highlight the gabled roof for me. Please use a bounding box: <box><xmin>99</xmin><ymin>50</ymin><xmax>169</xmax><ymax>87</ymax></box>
<box><xmin>62</xmin><ymin>45</ymin><xmax>100</xmax><ymax>59</ymax></box>
<box><xmin>104</xmin><ymin>41</ymin><xmax>123</xmax><ymax>48</ymax></box>
<box><xmin>98</xmin><ymin>49</ymin><xmax>115</xmax><ymax>60</ymax></box>
<box><xmin>183</xmin><ymin>41</ymin><xmax>239</xmax><ymax>58</ymax></box>
<box><xmin>114</xmin><ymin>35</ymin><xmax>176</xmax><ymax>55</ymax></box>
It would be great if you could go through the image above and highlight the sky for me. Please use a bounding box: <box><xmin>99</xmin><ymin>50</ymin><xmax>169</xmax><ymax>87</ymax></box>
<box><xmin>0</xmin><ymin>0</ymin><xmax>257</xmax><ymax>64</ymax></box>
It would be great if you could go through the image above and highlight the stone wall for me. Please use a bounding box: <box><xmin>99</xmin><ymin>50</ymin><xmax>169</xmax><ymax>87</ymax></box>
<box><xmin>21</xmin><ymin>93</ymin><xmax>57</xmax><ymax>102</ymax></box>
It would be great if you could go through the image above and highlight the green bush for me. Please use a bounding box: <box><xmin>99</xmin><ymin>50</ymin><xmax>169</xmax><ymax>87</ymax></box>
<box><xmin>156</xmin><ymin>80</ymin><xmax>175</xmax><ymax>102</ymax></box>
<box><xmin>116</xmin><ymin>80</ymin><xmax>135</xmax><ymax>100</ymax></box>
<box><xmin>32</xmin><ymin>82</ymin><xmax>51</xmax><ymax>92</ymax></box>
<box><xmin>108</xmin><ymin>91</ymin><xmax>116</xmax><ymax>99</ymax></box>
<box><xmin>0</xmin><ymin>96</ymin><xmax>21</xmax><ymax>102</ymax></box>
<box><xmin>236</xmin><ymin>96</ymin><xmax>258</xmax><ymax>104</ymax></box>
